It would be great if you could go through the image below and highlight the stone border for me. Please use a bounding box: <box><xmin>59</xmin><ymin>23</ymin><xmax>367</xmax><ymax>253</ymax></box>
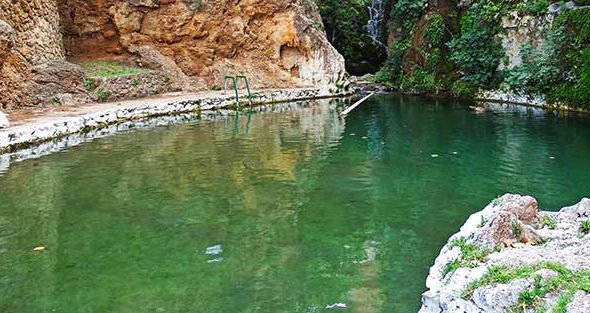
<box><xmin>0</xmin><ymin>98</ymin><xmax>332</xmax><ymax>175</ymax></box>
<box><xmin>476</xmin><ymin>90</ymin><xmax>590</xmax><ymax>114</ymax></box>
<box><xmin>0</xmin><ymin>88</ymin><xmax>352</xmax><ymax>154</ymax></box>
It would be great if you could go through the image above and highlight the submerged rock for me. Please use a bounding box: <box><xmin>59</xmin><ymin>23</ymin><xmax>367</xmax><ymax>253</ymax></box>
<box><xmin>420</xmin><ymin>194</ymin><xmax>590</xmax><ymax>313</ymax></box>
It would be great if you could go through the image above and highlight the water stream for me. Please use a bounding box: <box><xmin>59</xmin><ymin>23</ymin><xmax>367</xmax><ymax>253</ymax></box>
<box><xmin>367</xmin><ymin>0</ymin><xmax>388</xmax><ymax>51</ymax></box>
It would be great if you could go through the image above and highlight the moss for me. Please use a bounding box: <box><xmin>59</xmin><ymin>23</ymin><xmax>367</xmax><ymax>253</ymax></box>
<box><xmin>462</xmin><ymin>262</ymin><xmax>590</xmax><ymax>312</ymax></box>
<box><xmin>441</xmin><ymin>238</ymin><xmax>490</xmax><ymax>276</ymax></box>
<box><xmin>81</xmin><ymin>60</ymin><xmax>151</xmax><ymax>78</ymax></box>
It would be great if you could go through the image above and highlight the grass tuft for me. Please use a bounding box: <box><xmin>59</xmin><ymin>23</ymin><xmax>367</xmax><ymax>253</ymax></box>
<box><xmin>462</xmin><ymin>262</ymin><xmax>590</xmax><ymax>312</ymax></box>
<box><xmin>580</xmin><ymin>220</ymin><xmax>590</xmax><ymax>235</ymax></box>
<box><xmin>441</xmin><ymin>238</ymin><xmax>490</xmax><ymax>276</ymax></box>
<box><xmin>81</xmin><ymin>60</ymin><xmax>151</xmax><ymax>78</ymax></box>
<box><xmin>540</xmin><ymin>214</ymin><xmax>557</xmax><ymax>230</ymax></box>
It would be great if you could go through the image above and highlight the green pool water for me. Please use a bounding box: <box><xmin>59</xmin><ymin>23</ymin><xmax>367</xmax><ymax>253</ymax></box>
<box><xmin>1</xmin><ymin>94</ymin><xmax>589</xmax><ymax>313</ymax></box>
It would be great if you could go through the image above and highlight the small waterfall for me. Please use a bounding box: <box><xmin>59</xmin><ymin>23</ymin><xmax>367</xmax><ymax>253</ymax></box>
<box><xmin>367</xmin><ymin>0</ymin><xmax>387</xmax><ymax>51</ymax></box>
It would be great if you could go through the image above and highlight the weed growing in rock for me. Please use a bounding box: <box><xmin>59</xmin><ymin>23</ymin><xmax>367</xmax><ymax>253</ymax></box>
<box><xmin>580</xmin><ymin>220</ymin><xmax>590</xmax><ymax>235</ymax></box>
<box><xmin>462</xmin><ymin>262</ymin><xmax>590</xmax><ymax>312</ymax></box>
<box><xmin>194</xmin><ymin>0</ymin><xmax>202</xmax><ymax>11</ymax></box>
<box><xmin>478</xmin><ymin>215</ymin><xmax>488</xmax><ymax>228</ymax></box>
<box><xmin>441</xmin><ymin>238</ymin><xmax>490</xmax><ymax>276</ymax></box>
<box><xmin>442</xmin><ymin>259</ymin><xmax>461</xmax><ymax>277</ymax></box>
<box><xmin>83</xmin><ymin>79</ymin><xmax>97</xmax><ymax>91</ymax></box>
<box><xmin>131</xmin><ymin>78</ymin><xmax>139</xmax><ymax>88</ymax></box>
<box><xmin>511</xmin><ymin>222</ymin><xmax>523</xmax><ymax>240</ymax></box>
<box><xmin>540</xmin><ymin>214</ymin><xmax>557</xmax><ymax>230</ymax></box>
<box><xmin>96</xmin><ymin>89</ymin><xmax>109</xmax><ymax>102</ymax></box>
<box><xmin>515</xmin><ymin>275</ymin><xmax>548</xmax><ymax>312</ymax></box>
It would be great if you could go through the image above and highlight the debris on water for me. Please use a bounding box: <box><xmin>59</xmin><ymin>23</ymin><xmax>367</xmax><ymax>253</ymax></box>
<box><xmin>431</xmin><ymin>154</ymin><xmax>439</xmax><ymax>158</ymax></box>
<box><xmin>205</xmin><ymin>244</ymin><xmax>222</xmax><ymax>255</ymax></box>
<box><xmin>32</xmin><ymin>246</ymin><xmax>45</xmax><ymax>252</ymax></box>
<box><xmin>361</xmin><ymin>136</ymin><xmax>367</xmax><ymax>139</ymax></box>
<box><xmin>325</xmin><ymin>303</ymin><xmax>347</xmax><ymax>309</ymax></box>
<box><xmin>350</xmin><ymin>133</ymin><xmax>356</xmax><ymax>136</ymax></box>
<box><xmin>452</xmin><ymin>151</ymin><xmax>458</xmax><ymax>155</ymax></box>
<box><xmin>549</xmin><ymin>156</ymin><xmax>556</xmax><ymax>160</ymax></box>
<box><xmin>207</xmin><ymin>257</ymin><xmax>224</xmax><ymax>264</ymax></box>
<box><xmin>343</xmin><ymin>244</ymin><xmax>351</xmax><ymax>249</ymax></box>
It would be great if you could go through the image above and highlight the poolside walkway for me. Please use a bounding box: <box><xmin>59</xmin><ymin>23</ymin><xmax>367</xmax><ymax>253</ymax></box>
<box><xmin>0</xmin><ymin>87</ymin><xmax>350</xmax><ymax>152</ymax></box>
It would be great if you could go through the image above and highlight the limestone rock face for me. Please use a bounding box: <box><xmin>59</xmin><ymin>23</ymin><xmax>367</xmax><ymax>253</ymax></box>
<box><xmin>59</xmin><ymin>0</ymin><xmax>346</xmax><ymax>89</ymax></box>
<box><xmin>0</xmin><ymin>19</ymin><xmax>14</xmax><ymax>69</ymax></box>
<box><xmin>419</xmin><ymin>195</ymin><xmax>590</xmax><ymax>313</ymax></box>
<box><xmin>0</xmin><ymin>0</ymin><xmax>78</xmax><ymax>108</ymax></box>
<box><xmin>1</xmin><ymin>0</ymin><xmax>345</xmax><ymax>108</ymax></box>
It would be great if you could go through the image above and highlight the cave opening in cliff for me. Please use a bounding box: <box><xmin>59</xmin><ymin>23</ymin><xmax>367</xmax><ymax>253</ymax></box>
<box><xmin>57</xmin><ymin>0</ymin><xmax>129</xmax><ymax>63</ymax></box>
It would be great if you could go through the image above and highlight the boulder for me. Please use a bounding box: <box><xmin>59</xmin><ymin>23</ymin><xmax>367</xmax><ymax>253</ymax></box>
<box><xmin>559</xmin><ymin>198</ymin><xmax>590</xmax><ymax>219</ymax></box>
<box><xmin>26</xmin><ymin>60</ymin><xmax>91</xmax><ymax>106</ymax></box>
<box><xmin>419</xmin><ymin>195</ymin><xmax>590</xmax><ymax>313</ymax></box>
<box><xmin>474</xmin><ymin>211</ymin><xmax>542</xmax><ymax>249</ymax></box>
<box><xmin>497</xmin><ymin>194</ymin><xmax>539</xmax><ymax>225</ymax></box>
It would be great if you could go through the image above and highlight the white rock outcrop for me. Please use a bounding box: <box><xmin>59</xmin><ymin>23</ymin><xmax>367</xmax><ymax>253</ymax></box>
<box><xmin>420</xmin><ymin>194</ymin><xmax>590</xmax><ymax>313</ymax></box>
<box><xmin>0</xmin><ymin>111</ymin><xmax>8</xmax><ymax>128</ymax></box>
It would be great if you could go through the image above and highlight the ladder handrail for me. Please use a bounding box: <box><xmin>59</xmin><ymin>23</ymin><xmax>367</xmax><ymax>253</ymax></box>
<box><xmin>224</xmin><ymin>76</ymin><xmax>240</xmax><ymax>104</ymax></box>
<box><xmin>223</xmin><ymin>75</ymin><xmax>253</xmax><ymax>105</ymax></box>
<box><xmin>235</xmin><ymin>75</ymin><xmax>253</xmax><ymax>104</ymax></box>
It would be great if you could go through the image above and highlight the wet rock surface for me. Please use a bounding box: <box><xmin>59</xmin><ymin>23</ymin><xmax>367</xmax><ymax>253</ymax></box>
<box><xmin>420</xmin><ymin>194</ymin><xmax>590</xmax><ymax>313</ymax></box>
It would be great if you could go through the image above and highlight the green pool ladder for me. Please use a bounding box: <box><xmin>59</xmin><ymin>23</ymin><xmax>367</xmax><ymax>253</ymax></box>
<box><xmin>224</xmin><ymin>75</ymin><xmax>253</xmax><ymax>105</ymax></box>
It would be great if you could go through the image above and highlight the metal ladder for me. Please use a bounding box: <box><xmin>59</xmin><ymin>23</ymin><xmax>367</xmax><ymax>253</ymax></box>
<box><xmin>224</xmin><ymin>75</ymin><xmax>253</xmax><ymax>105</ymax></box>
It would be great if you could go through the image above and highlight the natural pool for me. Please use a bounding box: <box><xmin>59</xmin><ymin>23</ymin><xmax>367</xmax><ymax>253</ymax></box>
<box><xmin>1</xmin><ymin>94</ymin><xmax>589</xmax><ymax>313</ymax></box>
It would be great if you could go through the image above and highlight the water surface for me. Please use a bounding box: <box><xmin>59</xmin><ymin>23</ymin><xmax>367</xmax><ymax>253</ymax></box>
<box><xmin>1</xmin><ymin>94</ymin><xmax>589</xmax><ymax>313</ymax></box>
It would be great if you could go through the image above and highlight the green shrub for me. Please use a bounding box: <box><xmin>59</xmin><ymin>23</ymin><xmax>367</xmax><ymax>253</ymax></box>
<box><xmin>540</xmin><ymin>214</ymin><xmax>557</xmax><ymax>230</ymax></box>
<box><xmin>448</xmin><ymin>11</ymin><xmax>503</xmax><ymax>88</ymax></box>
<box><xmin>83</xmin><ymin>79</ymin><xmax>97</xmax><ymax>91</ymax></box>
<box><xmin>96</xmin><ymin>89</ymin><xmax>109</xmax><ymax>102</ymax></box>
<box><xmin>451</xmin><ymin>80</ymin><xmax>478</xmax><ymax>98</ymax></box>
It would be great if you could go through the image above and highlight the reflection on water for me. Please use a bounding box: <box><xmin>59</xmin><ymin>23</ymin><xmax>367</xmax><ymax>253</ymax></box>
<box><xmin>1</xmin><ymin>94</ymin><xmax>589</xmax><ymax>313</ymax></box>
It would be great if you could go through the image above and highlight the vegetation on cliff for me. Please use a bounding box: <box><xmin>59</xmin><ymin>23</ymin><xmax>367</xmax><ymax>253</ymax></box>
<box><xmin>371</xmin><ymin>0</ymin><xmax>590</xmax><ymax>109</ymax></box>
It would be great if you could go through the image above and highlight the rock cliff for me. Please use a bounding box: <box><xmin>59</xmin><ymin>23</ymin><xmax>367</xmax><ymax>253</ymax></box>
<box><xmin>0</xmin><ymin>0</ymin><xmax>346</xmax><ymax>108</ymax></box>
<box><xmin>420</xmin><ymin>194</ymin><xmax>590</xmax><ymax>313</ymax></box>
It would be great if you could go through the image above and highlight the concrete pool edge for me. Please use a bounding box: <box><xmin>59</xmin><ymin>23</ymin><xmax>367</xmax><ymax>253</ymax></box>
<box><xmin>0</xmin><ymin>88</ymin><xmax>353</xmax><ymax>154</ymax></box>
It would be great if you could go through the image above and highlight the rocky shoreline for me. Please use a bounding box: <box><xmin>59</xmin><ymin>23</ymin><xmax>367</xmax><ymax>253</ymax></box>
<box><xmin>420</xmin><ymin>194</ymin><xmax>590</xmax><ymax>313</ymax></box>
<box><xmin>0</xmin><ymin>87</ymin><xmax>351</xmax><ymax>154</ymax></box>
